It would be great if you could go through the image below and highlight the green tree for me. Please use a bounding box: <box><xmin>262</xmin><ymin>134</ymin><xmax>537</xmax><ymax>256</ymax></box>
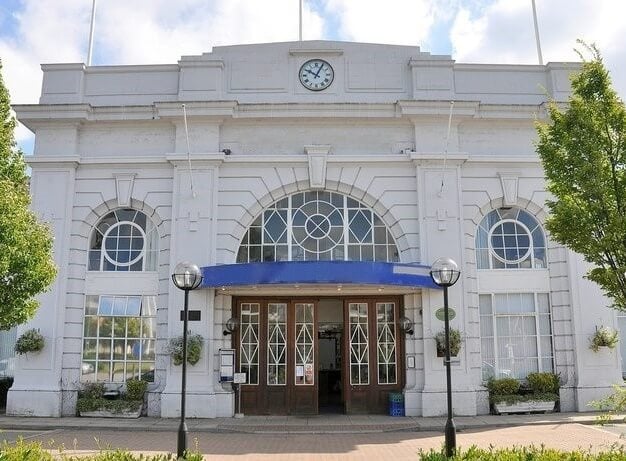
<box><xmin>0</xmin><ymin>61</ymin><xmax>56</xmax><ymax>329</ymax></box>
<box><xmin>536</xmin><ymin>42</ymin><xmax>626</xmax><ymax>311</ymax></box>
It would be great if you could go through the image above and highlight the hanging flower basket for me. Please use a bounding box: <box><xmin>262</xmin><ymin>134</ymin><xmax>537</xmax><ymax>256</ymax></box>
<box><xmin>14</xmin><ymin>329</ymin><xmax>45</xmax><ymax>355</ymax></box>
<box><xmin>167</xmin><ymin>334</ymin><xmax>203</xmax><ymax>365</ymax></box>
<box><xmin>590</xmin><ymin>326</ymin><xmax>619</xmax><ymax>352</ymax></box>
<box><xmin>435</xmin><ymin>328</ymin><xmax>461</xmax><ymax>357</ymax></box>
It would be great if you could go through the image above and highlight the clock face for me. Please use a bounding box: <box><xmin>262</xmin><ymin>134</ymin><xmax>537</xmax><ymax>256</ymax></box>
<box><xmin>299</xmin><ymin>59</ymin><xmax>334</xmax><ymax>91</ymax></box>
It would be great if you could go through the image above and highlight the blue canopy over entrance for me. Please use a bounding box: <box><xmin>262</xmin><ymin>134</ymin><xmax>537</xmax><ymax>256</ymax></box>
<box><xmin>200</xmin><ymin>261</ymin><xmax>439</xmax><ymax>289</ymax></box>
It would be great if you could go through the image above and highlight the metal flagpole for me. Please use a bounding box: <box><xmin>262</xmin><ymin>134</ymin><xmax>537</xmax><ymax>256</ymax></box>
<box><xmin>87</xmin><ymin>0</ymin><xmax>97</xmax><ymax>66</ymax></box>
<box><xmin>182</xmin><ymin>104</ymin><xmax>197</xmax><ymax>198</ymax></box>
<box><xmin>531</xmin><ymin>0</ymin><xmax>543</xmax><ymax>65</ymax></box>
<box><xmin>299</xmin><ymin>0</ymin><xmax>303</xmax><ymax>41</ymax></box>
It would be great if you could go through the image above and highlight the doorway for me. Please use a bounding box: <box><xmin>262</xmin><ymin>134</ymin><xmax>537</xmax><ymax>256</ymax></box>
<box><xmin>318</xmin><ymin>299</ymin><xmax>343</xmax><ymax>413</ymax></box>
<box><xmin>232</xmin><ymin>296</ymin><xmax>404</xmax><ymax>415</ymax></box>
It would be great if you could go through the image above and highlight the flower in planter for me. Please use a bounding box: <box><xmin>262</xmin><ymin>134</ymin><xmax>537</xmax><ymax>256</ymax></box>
<box><xmin>167</xmin><ymin>333</ymin><xmax>203</xmax><ymax>365</ymax></box>
<box><xmin>434</xmin><ymin>328</ymin><xmax>461</xmax><ymax>357</ymax></box>
<box><xmin>14</xmin><ymin>329</ymin><xmax>44</xmax><ymax>355</ymax></box>
<box><xmin>590</xmin><ymin>326</ymin><xmax>619</xmax><ymax>352</ymax></box>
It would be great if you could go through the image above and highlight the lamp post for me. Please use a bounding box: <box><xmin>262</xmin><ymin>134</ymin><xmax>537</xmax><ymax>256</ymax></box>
<box><xmin>171</xmin><ymin>261</ymin><xmax>203</xmax><ymax>459</ymax></box>
<box><xmin>429</xmin><ymin>257</ymin><xmax>461</xmax><ymax>458</ymax></box>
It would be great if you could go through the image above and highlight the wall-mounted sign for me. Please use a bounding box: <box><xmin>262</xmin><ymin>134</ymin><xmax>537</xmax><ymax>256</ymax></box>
<box><xmin>234</xmin><ymin>372</ymin><xmax>247</xmax><ymax>384</ymax></box>
<box><xmin>219</xmin><ymin>348</ymin><xmax>235</xmax><ymax>382</ymax></box>
<box><xmin>435</xmin><ymin>307</ymin><xmax>456</xmax><ymax>322</ymax></box>
<box><xmin>180</xmin><ymin>310</ymin><xmax>201</xmax><ymax>321</ymax></box>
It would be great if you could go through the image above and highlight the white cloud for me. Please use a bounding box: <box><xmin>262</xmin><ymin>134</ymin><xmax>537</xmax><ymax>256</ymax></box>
<box><xmin>450</xmin><ymin>0</ymin><xmax>626</xmax><ymax>97</ymax></box>
<box><xmin>322</xmin><ymin>0</ymin><xmax>439</xmax><ymax>46</ymax></box>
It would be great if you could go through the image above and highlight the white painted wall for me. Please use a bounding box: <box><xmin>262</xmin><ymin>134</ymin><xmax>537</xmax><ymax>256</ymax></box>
<box><xmin>11</xmin><ymin>40</ymin><xmax>614</xmax><ymax>419</ymax></box>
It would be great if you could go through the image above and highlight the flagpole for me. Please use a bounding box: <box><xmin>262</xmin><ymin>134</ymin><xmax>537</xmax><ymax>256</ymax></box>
<box><xmin>299</xmin><ymin>0</ymin><xmax>303</xmax><ymax>41</ymax></box>
<box><xmin>87</xmin><ymin>0</ymin><xmax>97</xmax><ymax>65</ymax></box>
<box><xmin>531</xmin><ymin>0</ymin><xmax>543</xmax><ymax>65</ymax></box>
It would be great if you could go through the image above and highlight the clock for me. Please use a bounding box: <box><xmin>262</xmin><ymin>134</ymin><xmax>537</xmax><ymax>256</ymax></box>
<box><xmin>299</xmin><ymin>59</ymin><xmax>334</xmax><ymax>91</ymax></box>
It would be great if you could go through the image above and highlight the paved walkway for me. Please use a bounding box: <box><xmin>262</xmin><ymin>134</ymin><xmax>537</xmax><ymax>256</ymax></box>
<box><xmin>1</xmin><ymin>413</ymin><xmax>625</xmax><ymax>459</ymax></box>
<box><xmin>0</xmin><ymin>411</ymin><xmax>619</xmax><ymax>434</ymax></box>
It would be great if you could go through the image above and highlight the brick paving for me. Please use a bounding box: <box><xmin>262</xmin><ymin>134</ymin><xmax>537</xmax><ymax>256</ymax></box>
<box><xmin>1</xmin><ymin>418</ymin><xmax>625</xmax><ymax>459</ymax></box>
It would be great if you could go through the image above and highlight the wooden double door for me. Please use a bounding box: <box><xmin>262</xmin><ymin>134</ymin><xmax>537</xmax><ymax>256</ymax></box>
<box><xmin>233</xmin><ymin>297</ymin><xmax>404</xmax><ymax>415</ymax></box>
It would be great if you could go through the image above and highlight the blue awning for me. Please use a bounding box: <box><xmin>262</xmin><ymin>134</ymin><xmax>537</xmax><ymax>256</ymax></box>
<box><xmin>200</xmin><ymin>261</ymin><xmax>439</xmax><ymax>289</ymax></box>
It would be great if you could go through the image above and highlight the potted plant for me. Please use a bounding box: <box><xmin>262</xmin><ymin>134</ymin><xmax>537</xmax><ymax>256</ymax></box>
<box><xmin>590</xmin><ymin>326</ymin><xmax>619</xmax><ymax>352</ymax></box>
<box><xmin>488</xmin><ymin>372</ymin><xmax>560</xmax><ymax>414</ymax></box>
<box><xmin>435</xmin><ymin>328</ymin><xmax>461</xmax><ymax>357</ymax></box>
<box><xmin>77</xmin><ymin>379</ymin><xmax>147</xmax><ymax>418</ymax></box>
<box><xmin>168</xmin><ymin>333</ymin><xmax>203</xmax><ymax>365</ymax></box>
<box><xmin>14</xmin><ymin>329</ymin><xmax>45</xmax><ymax>355</ymax></box>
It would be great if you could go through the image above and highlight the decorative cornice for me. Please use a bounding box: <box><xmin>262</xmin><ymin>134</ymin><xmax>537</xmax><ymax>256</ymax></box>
<box><xmin>156</xmin><ymin>101</ymin><xmax>237</xmax><ymax>118</ymax></box>
<box><xmin>166</xmin><ymin>153</ymin><xmax>225</xmax><ymax>167</ymax></box>
<box><xmin>289</xmin><ymin>48</ymin><xmax>343</xmax><ymax>56</ymax></box>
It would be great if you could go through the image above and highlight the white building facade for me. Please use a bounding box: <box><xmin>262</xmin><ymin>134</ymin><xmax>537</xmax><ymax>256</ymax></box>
<box><xmin>7</xmin><ymin>41</ymin><xmax>623</xmax><ymax>418</ymax></box>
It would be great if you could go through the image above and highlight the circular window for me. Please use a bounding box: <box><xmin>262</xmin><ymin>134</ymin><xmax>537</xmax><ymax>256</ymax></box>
<box><xmin>292</xmin><ymin>202</ymin><xmax>343</xmax><ymax>253</ymax></box>
<box><xmin>102</xmin><ymin>222</ymin><xmax>146</xmax><ymax>267</ymax></box>
<box><xmin>488</xmin><ymin>219</ymin><xmax>532</xmax><ymax>264</ymax></box>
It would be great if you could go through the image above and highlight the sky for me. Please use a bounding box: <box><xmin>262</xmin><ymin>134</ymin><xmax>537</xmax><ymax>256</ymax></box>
<box><xmin>1</xmin><ymin>0</ymin><xmax>625</xmax><ymax>154</ymax></box>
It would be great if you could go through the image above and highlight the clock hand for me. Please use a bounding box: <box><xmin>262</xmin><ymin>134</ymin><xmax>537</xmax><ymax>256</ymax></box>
<box><xmin>314</xmin><ymin>65</ymin><xmax>324</xmax><ymax>78</ymax></box>
<box><xmin>305</xmin><ymin>69</ymin><xmax>316</xmax><ymax>76</ymax></box>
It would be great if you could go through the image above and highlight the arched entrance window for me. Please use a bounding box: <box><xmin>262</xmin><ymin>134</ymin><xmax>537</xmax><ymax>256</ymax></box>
<box><xmin>237</xmin><ymin>191</ymin><xmax>400</xmax><ymax>263</ymax></box>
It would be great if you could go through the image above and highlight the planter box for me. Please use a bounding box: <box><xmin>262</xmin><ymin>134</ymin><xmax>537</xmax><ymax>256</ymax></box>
<box><xmin>494</xmin><ymin>400</ymin><xmax>556</xmax><ymax>415</ymax></box>
<box><xmin>79</xmin><ymin>408</ymin><xmax>142</xmax><ymax>418</ymax></box>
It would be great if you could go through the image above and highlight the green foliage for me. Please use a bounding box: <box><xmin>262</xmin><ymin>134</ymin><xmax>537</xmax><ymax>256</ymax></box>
<box><xmin>419</xmin><ymin>445</ymin><xmax>626</xmax><ymax>460</ymax></box>
<box><xmin>76</xmin><ymin>381</ymin><xmax>146</xmax><ymax>415</ymax></box>
<box><xmin>589</xmin><ymin>384</ymin><xmax>626</xmax><ymax>425</ymax></box>
<box><xmin>0</xmin><ymin>438</ymin><xmax>203</xmax><ymax>460</ymax></box>
<box><xmin>487</xmin><ymin>377</ymin><xmax>520</xmax><ymax>396</ymax></box>
<box><xmin>168</xmin><ymin>333</ymin><xmax>203</xmax><ymax>365</ymax></box>
<box><xmin>0</xmin><ymin>438</ymin><xmax>54</xmax><ymax>460</ymax></box>
<box><xmin>76</xmin><ymin>397</ymin><xmax>143</xmax><ymax>414</ymax></box>
<box><xmin>14</xmin><ymin>328</ymin><xmax>44</xmax><ymax>354</ymax></box>
<box><xmin>80</xmin><ymin>382</ymin><xmax>106</xmax><ymax>400</ymax></box>
<box><xmin>536</xmin><ymin>41</ymin><xmax>626</xmax><ymax>311</ymax></box>
<box><xmin>487</xmin><ymin>375</ymin><xmax>559</xmax><ymax>405</ymax></box>
<box><xmin>0</xmin><ymin>61</ymin><xmax>57</xmax><ymax>329</ymax></box>
<box><xmin>590</xmin><ymin>326</ymin><xmax>620</xmax><ymax>351</ymax></box>
<box><xmin>526</xmin><ymin>372</ymin><xmax>561</xmax><ymax>394</ymax></box>
<box><xmin>125</xmin><ymin>378</ymin><xmax>148</xmax><ymax>401</ymax></box>
<box><xmin>434</xmin><ymin>328</ymin><xmax>461</xmax><ymax>356</ymax></box>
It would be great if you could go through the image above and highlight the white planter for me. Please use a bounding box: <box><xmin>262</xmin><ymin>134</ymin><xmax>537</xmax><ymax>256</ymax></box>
<box><xmin>79</xmin><ymin>408</ymin><xmax>142</xmax><ymax>418</ymax></box>
<box><xmin>494</xmin><ymin>400</ymin><xmax>556</xmax><ymax>415</ymax></box>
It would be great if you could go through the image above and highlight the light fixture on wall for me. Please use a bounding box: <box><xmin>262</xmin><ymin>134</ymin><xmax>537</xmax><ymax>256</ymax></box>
<box><xmin>398</xmin><ymin>316</ymin><xmax>414</xmax><ymax>336</ymax></box>
<box><xmin>223</xmin><ymin>317</ymin><xmax>240</xmax><ymax>336</ymax></box>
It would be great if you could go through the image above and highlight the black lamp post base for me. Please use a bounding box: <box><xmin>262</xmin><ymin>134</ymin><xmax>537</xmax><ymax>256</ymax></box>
<box><xmin>177</xmin><ymin>421</ymin><xmax>188</xmax><ymax>458</ymax></box>
<box><xmin>445</xmin><ymin>417</ymin><xmax>456</xmax><ymax>457</ymax></box>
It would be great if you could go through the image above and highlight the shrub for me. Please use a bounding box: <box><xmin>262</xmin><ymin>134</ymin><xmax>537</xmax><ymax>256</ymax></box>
<box><xmin>14</xmin><ymin>328</ymin><xmax>44</xmax><ymax>354</ymax></box>
<box><xmin>76</xmin><ymin>397</ymin><xmax>143</xmax><ymax>414</ymax></box>
<box><xmin>0</xmin><ymin>377</ymin><xmax>13</xmax><ymax>407</ymax></box>
<box><xmin>0</xmin><ymin>439</ymin><xmax>54</xmax><ymax>460</ymax></box>
<box><xmin>80</xmin><ymin>382</ymin><xmax>105</xmax><ymax>400</ymax></box>
<box><xmin>487</xmin><ymin>377</ymin><xmax>520</xmax><ymax>396</ymax></box>
<box><xmin>0</xmin><ymin>438</ymin><xmax>204</xmax><ymax>460</ymax></box>
<box><xmin>168</xmin><ymin>334</ymin><xmax>203</xmax><ymax>366</ymax></box>
<box><xmin>419</xmin><ymin>445</ymin><xmax>626</xmax><ymax>460</ymax></box>
<box><xmin>590</xmin><ymin>326</ymin><xmax>619</xmax><ymax>352</ymax></box>
<box><xmin>125</xmin><ymin>378</ymin><xmax>148</xmax><ymax>401</ymax></box>
<box><xmin>487</xmin><ymin>376</ymin><xmax>559</xmax><ymax>405</ymax></box>
<box><xmin>77</xmin><ymin>380</ymin><xmax>145</xmax><ymax>415</ymax></box>
<box><xmin>526</xmin><ymin>372</ymin><xmax>560</xmax><ymax>394</ymax></box>
<box><xmin>589</xmin><ymin>384</ymin><xmax>626</xmax><ymax>424</ymax></box>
